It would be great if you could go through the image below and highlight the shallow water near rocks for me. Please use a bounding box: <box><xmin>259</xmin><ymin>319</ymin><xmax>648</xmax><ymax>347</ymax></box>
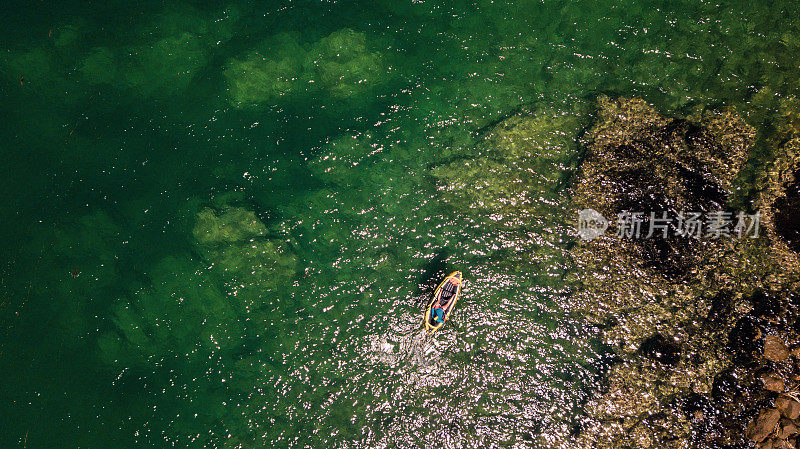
<box><xmin>1</xmin><ymin>1</ymin><xmax>799</xmax><ymax>448</ymax></box>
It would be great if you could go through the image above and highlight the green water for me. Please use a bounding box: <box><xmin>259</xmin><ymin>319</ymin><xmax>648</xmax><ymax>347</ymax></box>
<box><xmin>1</xmin><ymin>1</ymin><xmax>798</xmax><ymax>447</ymax></box>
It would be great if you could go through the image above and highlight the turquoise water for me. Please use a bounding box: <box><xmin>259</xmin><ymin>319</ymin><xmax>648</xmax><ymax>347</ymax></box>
<box><xmin>1</xmin><ymin>1</ymin><xmax>798</xmax><ymax>447</ymax></box>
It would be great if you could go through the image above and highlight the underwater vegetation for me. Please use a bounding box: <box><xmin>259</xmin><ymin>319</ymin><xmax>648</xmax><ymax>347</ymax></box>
<box><xmin>100</xmin><ymin>196</ymin><xmax>298</xmax><ymax>367</ymax></box>
<box><xmin>224</xmin><ymin>28</ymin><xmax>390</xmax><ymax>107</ymax></box>
<box><xmin>0</xmin><ymin>5</ymin><xmax>240</xmax><ymax>101</ymax></box>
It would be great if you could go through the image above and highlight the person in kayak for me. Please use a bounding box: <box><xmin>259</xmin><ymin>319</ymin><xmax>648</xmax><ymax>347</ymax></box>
<box><xmin>432</xmin><ymin>276</ymin><xmax>462</xmax><ymax>324</ymax></box>
<box><xmin>432</xmin><ymin>305</ymin><xmax>445</xmax><ymax>324</ymax></box>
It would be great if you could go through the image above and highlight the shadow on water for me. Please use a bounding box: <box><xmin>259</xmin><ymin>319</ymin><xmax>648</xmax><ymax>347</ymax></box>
<box><xmin>415</xmin><ymin>250</ymin><xmax>451</xmax><ymax>302</ymax></box>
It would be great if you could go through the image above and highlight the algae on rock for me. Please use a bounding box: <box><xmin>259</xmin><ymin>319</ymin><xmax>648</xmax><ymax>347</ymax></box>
<box><xmin>224</xmin><ymin>28</ymin><xmax>390</xmax><ymax>107</ymax></box>
<box><xmin>430</xmin><ymin>108</ymin><xmax>583</xmax><ymax>216</ymax></box>
<box><xmin>564</xmin><ymin>96</ymin><xmax>800</xmax><ymax>448</ymax></box>
<box><xmin>192</xmin><ymin>205</ymin><xmax>297</xmax><ymax>301</ymax></box>
<box><xmin>306</xmin><ymin>28</ymin><xmax>386</xmax><ymax>98</ymax></box>
<box><xmin>224</xmin><ymin>32</ymin><xmax>307</xmax><ymax>106</ymax></box>
<box><xmin>98</xmin><ymin>254</ymin><xmax>244</xmax><ymax>368</ymax></box>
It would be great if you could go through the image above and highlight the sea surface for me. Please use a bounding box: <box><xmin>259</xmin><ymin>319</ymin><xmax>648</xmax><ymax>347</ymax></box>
<box><xmin>0</xmin><ymin>1</ymin><xmax>798</xmax><ymax>447</ymax></box>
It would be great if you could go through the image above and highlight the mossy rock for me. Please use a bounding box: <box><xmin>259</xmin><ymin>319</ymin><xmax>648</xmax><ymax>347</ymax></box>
<box><xmin>193</xmin><ymin>206</ymin><xmax>268</xmax><ymax>245</ymax></box>
<box><xmin>225</xmin><ymin>28</ymin><xmax>390</xmax><ymax>106</ymax></box>
<box><xmin>306</xmin><ymin>28</ymin><xmax>386</xmax><ymax>98</ymax></box>
<box><xmin>224</xmin><ymin>32</ymin><xmax>306</xmax><ymax>106</ymax></box>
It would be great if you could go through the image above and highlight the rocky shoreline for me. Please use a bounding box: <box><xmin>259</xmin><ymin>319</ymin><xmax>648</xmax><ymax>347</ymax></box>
<box><xmin>567</xmin><ymin>96</ymin><xmax>800</xmax><ymax>448</ymax></box>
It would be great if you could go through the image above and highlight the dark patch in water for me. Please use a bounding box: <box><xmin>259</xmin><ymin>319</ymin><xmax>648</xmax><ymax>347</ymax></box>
<box><xmin>706</xmin><ymin>290</ymin><xmax>734</xmax><ymax>328</ymax></box>
<box><xmin>415</xmin><ymin>251</ymin><xmax>451</xmax><ymax>300</ymax></box>
<box><xmin>639</xmin><ymin>333</ymin><xmax>681</xmax><ymax>366</ymax></box>
<box><xmin>728</xmin><ymin>316</ymin><xmax>762</xmax><ymax>364</ymax></box>
<box><xmin>711</xmin><ymin>368</ymin><xmax>744</xmax><ymax>402</ymax></box>
<box><xmin>772</xmin><ymin>168</ymin><xmax>800</xmax><ymax>253</ymax></box>
<box><xmin>748</xmin><ymin>290</ymin><xmax>784</xmax><ymax>321</ymax></box>
<box><xmin>674</xmin><ymin>163</ymin><xmax>727</xmax><ymax>211</ymax></box>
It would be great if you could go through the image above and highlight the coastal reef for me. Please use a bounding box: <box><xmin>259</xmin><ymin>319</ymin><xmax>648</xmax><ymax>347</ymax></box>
<box><xmin>568</xmin><ymin>96</ymin><xmax>800</xmax><ymax>448</ymax></box>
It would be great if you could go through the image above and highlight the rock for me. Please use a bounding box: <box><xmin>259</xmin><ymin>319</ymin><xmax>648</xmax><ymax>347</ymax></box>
<box><xmin>640</xmin><ymin>333</ymin><xmax>682</xmax><ymax>366</ymax></box>
<box><xmin>777</xmin><ymin>419</ymin><xmax>800</xmax><ymax>439</ymax></box>
<box><xmin>758</xmin><ymin>438</ymin><xmax>774</xmax><ymax>449</ymax></box>
<box><xmin>225</xmin><ymin>28</ymin><xmax>390</xmax><ymax>106</ymax></box>
<box><xmin>762</xmin><ymin>373</ymin><xmax>786</xmax><ymax>392</ymax></box>
<box><xmin>748</xmin><ymin>408</ymin><xmax>781</xmax><ymax>443</ymax></box>
<box><xmin>765</xmin><ymin>335</ymin><xmax>791</xmax><ymax>362</ymax></box>
<box><xmin>791</xmin><ymin>346</ymin><xmax>800</xmax><ymax>358</ymax></box>
<box><xmin>759</xmin><ymin>138</ymin><xmax>800</xmax><ymax>262</ymax></box>
<box><xmin>773</xmin><ymin>438</ymin><xmax>792</xmax><ymax>449</ymax></box>
<box><xmin>751</xmin><ymin>290</ymin><xmax>787</xmax><ymax>320</ymax></box>
<box><xmin>572</xmin><ymin>96</ymin><xmax>753</xmax><ymax>280</ymax></box>
<box><xmin>193</xmin><ymin>206</ymin><xmax>268</xmax><ymax>245</ymax></box>
<box><xmin>706</xmin><ymin>289</ymin><xmax>735</xmax><ymax>328</ymax></box>
<box><xmin>775</xmin><ymin>395</ymin><xmax>800</xmax><ymax>420</ymax></box>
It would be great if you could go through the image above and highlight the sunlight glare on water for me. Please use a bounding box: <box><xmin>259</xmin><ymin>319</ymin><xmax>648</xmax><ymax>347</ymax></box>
<box><xmin>1</xmin><ymin>0</ymin><xmax>799</xmax><ymax>447</ymax></box>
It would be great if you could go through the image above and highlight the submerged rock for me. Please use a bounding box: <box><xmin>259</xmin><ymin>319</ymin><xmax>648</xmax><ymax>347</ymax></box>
<box><xmin>747</xmin><ymin>408</ymin><xmax>781</xmax><ymax>443</ymax></box>
<box><xmin>99</xmin><ymin>254</ymin><xmax>243</xmax><ymax>367</ymax></box>
<box><xmin>729</xmin><ymin>316</ymin><xmax>763</xmax><ymax>363</ymax></box>
<box><xmin>224</xmin><ymin>32</ymin><xmax>306</xmax><ymax>106</ymax></box>
<box><xmin>759</xmin><ymin>138</ymin><xmax>800</xmax><ymax>265</ymax></box>
<box><xmin>770</xmin><ymin>144</ymin><xmax>800</xmax><ymax>254</ymax></box>
<box><xmin>764</xmin><ymin>335</ymin><xmax>791</xmax><ymax>362</ymax></box>
<box><xmin>567</xmin><ymin>96</ymin><xmax>800</xmax><ymax>448</ymax></box>
<box><xmin>192</xmin><ymin>204</ymin><xmax>297</xmax><ymax>296</ymax></box>
<box><xmin>193</xmin><ymin>206</ymin><xmax>268</xmax><ymax>245</ymax></box>
<box><xmin>775</xmin><ymin>395</ymin><xmax>800</xmax><ymax>420</ymax></box>
<box><xmin>224</xmin><ymin>28</ymin><xmax>390</xmax><ymax>107</ymax></box>
<box><xmin>773</xmin><ymin>171</ymin><xmax>800</xmax><ymax>253</ymax></box>
<box><xmin>430</xmin><ymin>106</ymin><xmax>583</xmax><ymax>218</ymax></box>
<box><xmin>306</xmin><ymin>28</ymin><xmax>386</xmax><ymax>98</ymax></box>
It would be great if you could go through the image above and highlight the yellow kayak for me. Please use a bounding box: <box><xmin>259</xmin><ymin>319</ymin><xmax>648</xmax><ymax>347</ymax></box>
<box><xmin>423</xmin><ymin>271</ymin><xmax>463</xmax><ymax>333</ymax></box>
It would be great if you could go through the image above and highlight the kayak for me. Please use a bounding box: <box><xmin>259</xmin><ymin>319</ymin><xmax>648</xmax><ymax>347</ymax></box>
<box><xmin>423</xmin><ymin>271</ymin><xmax>463</xmax><ymax>333</ymax></box>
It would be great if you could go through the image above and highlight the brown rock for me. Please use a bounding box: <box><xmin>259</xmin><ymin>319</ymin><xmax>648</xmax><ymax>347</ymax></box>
<box><xmin>765</xmin><ymin>335</ymin><xmax>791</xmax><ymax>362</ymax></box>
<box><xmin>776</xmin><ymin>395</ymin><xmax>800</xmax><ymax>420</ymax></box>
<box><xmin>763</xmin><ymin>373</ymin><xmax>787</xmax><ymax>392</ymax></box>
<box><xmin>773</xmin><ymin>438</ymin><xmax>792</xmax><ymax>449</ymax></box>
<box><xmin>791</xmin><ymin>346</ymin><xmax>800</xmax><ymax>358</ymax></box>
<box><xmin>777</xmin><ymin>419</ymin><xmax>800</xmax><ymax>439</ymax></box>
<box><xmin>749</xmin><ymin>409</ymin><xmax>783</xmax><ymax>442</ymax></box>
<box><xmin>758</xmin><ymin>437</ymin><xmax>775</xmax><ymax>449</ymax></box>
